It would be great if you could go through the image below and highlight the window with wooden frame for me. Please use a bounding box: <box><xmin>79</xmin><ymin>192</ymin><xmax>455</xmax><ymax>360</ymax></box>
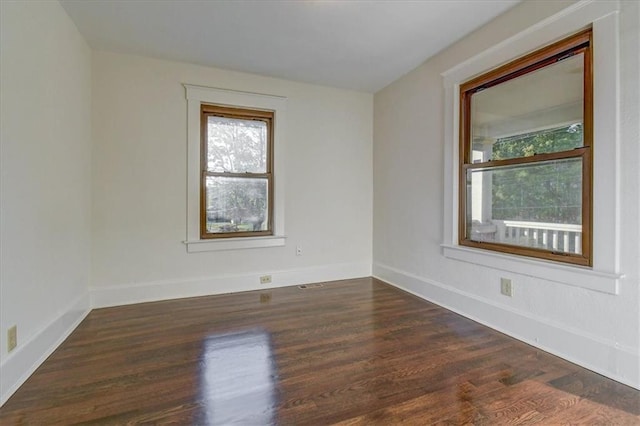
<box><xmin>201</xmin><ymin>104</ymin><xmax>274</xmax><ymax>239</ymax></box>
<box><xmin>459</xmin><ymin>29</ymin><xmax>592</xmax><ymax>266</ymax></box>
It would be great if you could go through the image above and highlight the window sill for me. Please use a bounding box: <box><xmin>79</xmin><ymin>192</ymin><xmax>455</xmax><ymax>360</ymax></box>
<box><xmin>185</xmin><ymin>236</ymin><xmax>286</xmax><ymax>253</ymax></box>
<box><xmin>441</xmin><ymin>244</ymin><xmax>622</xmax><ymax>295</ymax></box>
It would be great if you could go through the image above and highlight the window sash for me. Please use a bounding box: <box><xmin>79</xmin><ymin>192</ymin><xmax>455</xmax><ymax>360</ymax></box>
<box><xmin>458</xmin><ymin>29</ymin><xmax>593</xmax><ymax>266</ymax></box>
<box><xmin>200</xmin><ymin>104</ymin><xmax>274</xmax><ymax>239</ymax></box>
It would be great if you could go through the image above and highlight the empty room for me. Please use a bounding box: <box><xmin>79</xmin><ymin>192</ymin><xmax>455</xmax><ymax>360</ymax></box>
<box><xmin>1</xmin><ymin>0</ymin><xmax>639</xmax><ymax>423</ymax></box>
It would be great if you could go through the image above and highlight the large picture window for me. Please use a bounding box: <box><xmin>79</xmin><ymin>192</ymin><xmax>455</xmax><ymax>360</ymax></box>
<box><xmin>200</xmin><ymin>104</ymin><xmax>274</xmax><ymax>239</ymax></box>
<box><xmin>459</xmin><ymin>29</ymin><xmax>592</xmax><ymax>266</ymax></box>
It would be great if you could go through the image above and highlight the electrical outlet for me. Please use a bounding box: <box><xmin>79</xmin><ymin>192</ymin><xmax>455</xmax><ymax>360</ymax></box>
<box><xmin>500</xmin><ymin>278</ymin><xmax>513</xmax><ymax>297</ymax></box>
<box><xmin>296</xmin><ymin>246</ymin><xmax>303</xmax><ymax>256</ymax></box>
<box><xmin>260</xmin><ymin>275</ymin><xmax>272</xmax><ymax>284</ymax></box>
<box><xmin>7</xmin><ymin>325</ymin><xmax>17</xmax><ymax>352</ymax></box>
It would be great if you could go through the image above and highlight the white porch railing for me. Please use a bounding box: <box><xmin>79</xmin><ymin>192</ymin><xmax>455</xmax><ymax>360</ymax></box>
<box><xmin>471</xmin><ymin>220</ymin><xmax>582</xmax><ymax>254</ymax></box>
<box><xmin>494</xmin><ymin>220</ymin><xmax>582</xmax><ymax>254</ymax></box>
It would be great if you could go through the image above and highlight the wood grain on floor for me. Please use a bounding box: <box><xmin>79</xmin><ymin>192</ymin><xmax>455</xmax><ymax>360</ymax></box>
<box><xmin>1</xmin><ymin>278</ymin><xmax>638</xmax><ymax>424</ymax></box>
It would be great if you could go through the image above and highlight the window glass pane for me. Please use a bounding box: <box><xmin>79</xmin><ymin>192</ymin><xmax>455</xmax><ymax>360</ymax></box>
<box><xmin>205</xmin><ymin>176</ymin><xmax>269</xmax><ymax>234</ymax></box>
<box><xmin>207</xmin><ymin>116</ymin><xmax>268</xmax><ymax>173</ymax></box>
<box><xmin>470</xmin><ymin>53</ymin><xmax>584</xmax><ymax>162</ymax></box>
<box><xmin>466</xmin><ymin>158</ymin><xmax>582</xmax><ymax>254</ymax></box>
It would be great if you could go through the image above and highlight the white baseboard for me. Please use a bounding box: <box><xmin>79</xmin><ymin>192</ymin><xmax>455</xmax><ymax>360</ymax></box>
<box><xmin>1</xmin><ymin>262</ymin><xmax>370</xmax><ymax>407</ymax></box>
<box><xmin>6</xmin><ymin>259</ymin><xmax>633</xmax><ymax>411</ymax></box>
<box><xmin>0</xmin><ymin>292</ymin><xmax>91</xmax><ymax>406</ymax></box>
<box><xmin>373</xmin><ymin>262</ymin><xmax>640</xmax><ymax>390</ymax></box>
<box><xmin>91</xmin><ymin>261</ymin><xmax>372</xmax><ymax>308</ymax></box>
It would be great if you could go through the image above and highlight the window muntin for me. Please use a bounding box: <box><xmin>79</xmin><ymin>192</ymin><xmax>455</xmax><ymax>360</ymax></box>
<box><xmin>201</xmin><ymin>104</ymin><xmax>274</xmax><ymax>239</ymax></box>
<box><xmin>459</xmin><ymin>29</ymin><xmax>592</xmax><ymax>266</ymax></box>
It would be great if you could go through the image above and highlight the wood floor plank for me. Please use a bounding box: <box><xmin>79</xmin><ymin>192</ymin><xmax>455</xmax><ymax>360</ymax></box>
<box><xmin>1</xmin><ymin>277</ymin><xmax>638</xmax><ymax>424</ymax></box>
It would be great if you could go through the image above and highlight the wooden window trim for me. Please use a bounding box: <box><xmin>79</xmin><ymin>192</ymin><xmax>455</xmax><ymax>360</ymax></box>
<box><xmin>200</xmin><ymin>104</ymin><xmax>274</xmax><ymax>239</ymax></box>
<box><xmin>458</xmin><ymin>29</ymin><xmax>593</xmax><ymax>266</ymax></box>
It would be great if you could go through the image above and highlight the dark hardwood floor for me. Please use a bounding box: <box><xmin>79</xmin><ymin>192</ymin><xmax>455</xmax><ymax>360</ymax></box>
<box><xmin>1</xmin><ymin>277</ymin><xmax>639</xmax><ymax>424</ymax></box>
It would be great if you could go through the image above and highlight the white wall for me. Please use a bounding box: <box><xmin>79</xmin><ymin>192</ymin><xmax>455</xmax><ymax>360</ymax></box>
<box><xmin>373</xmin><ymin>0</ymin><xmax>640</xmax><ymax>389</ymax></box>
<box><xmin>91</xmin><ymin>51</ymin><xmax>373</xmax><ymax>306</ymax></box>
<box><xmin>0</xmin><ymin>1</ymin><xmax>93</xmax><ymax>404</ymax></box>
<box><xmin>1</xmin><ymin>0</ymin><xmax>634</xmax><ymax>409</ymax></box>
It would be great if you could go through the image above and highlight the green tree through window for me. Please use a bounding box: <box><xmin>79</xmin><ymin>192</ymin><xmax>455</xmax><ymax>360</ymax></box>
<box><xmin>491</xmin><ymin>124</ymin><xmax>583</xmax><ymax>224</ymax></box>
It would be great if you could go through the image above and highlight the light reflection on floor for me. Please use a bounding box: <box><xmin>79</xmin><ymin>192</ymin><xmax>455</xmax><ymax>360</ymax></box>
<box><xmin>200</xmin><ymin>329</ymin><xmax>278</xmax><ymax>425</ymax></box>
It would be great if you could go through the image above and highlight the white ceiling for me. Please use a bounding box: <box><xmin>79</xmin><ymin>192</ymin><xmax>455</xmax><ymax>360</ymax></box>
<box><xmin>60</xmin><ymin>0</ymin><xmax>521</xmax><ymax>93</ymax></box>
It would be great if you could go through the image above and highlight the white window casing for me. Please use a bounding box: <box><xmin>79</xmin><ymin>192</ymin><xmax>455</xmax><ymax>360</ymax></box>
<box><xmin>184</xmin><ymin>85</ymin><xmax>287</xmax><ymax>252</ymax></box>
<box><xmin>441</xmin><ymin>0</ymin><xmax>624</xmax><ymax>294</ymax></box>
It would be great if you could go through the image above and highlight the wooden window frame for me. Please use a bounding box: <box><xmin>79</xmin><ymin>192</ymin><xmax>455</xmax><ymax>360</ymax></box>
<box><xmin>200</xmin><ymin>104</ymin><xmax>274</xmax><ymax>239</ymax></box>
<box><xmin>458</xmin><ymin>29</ymin><xmax>593</xmax><ymax>266</ymax></box>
